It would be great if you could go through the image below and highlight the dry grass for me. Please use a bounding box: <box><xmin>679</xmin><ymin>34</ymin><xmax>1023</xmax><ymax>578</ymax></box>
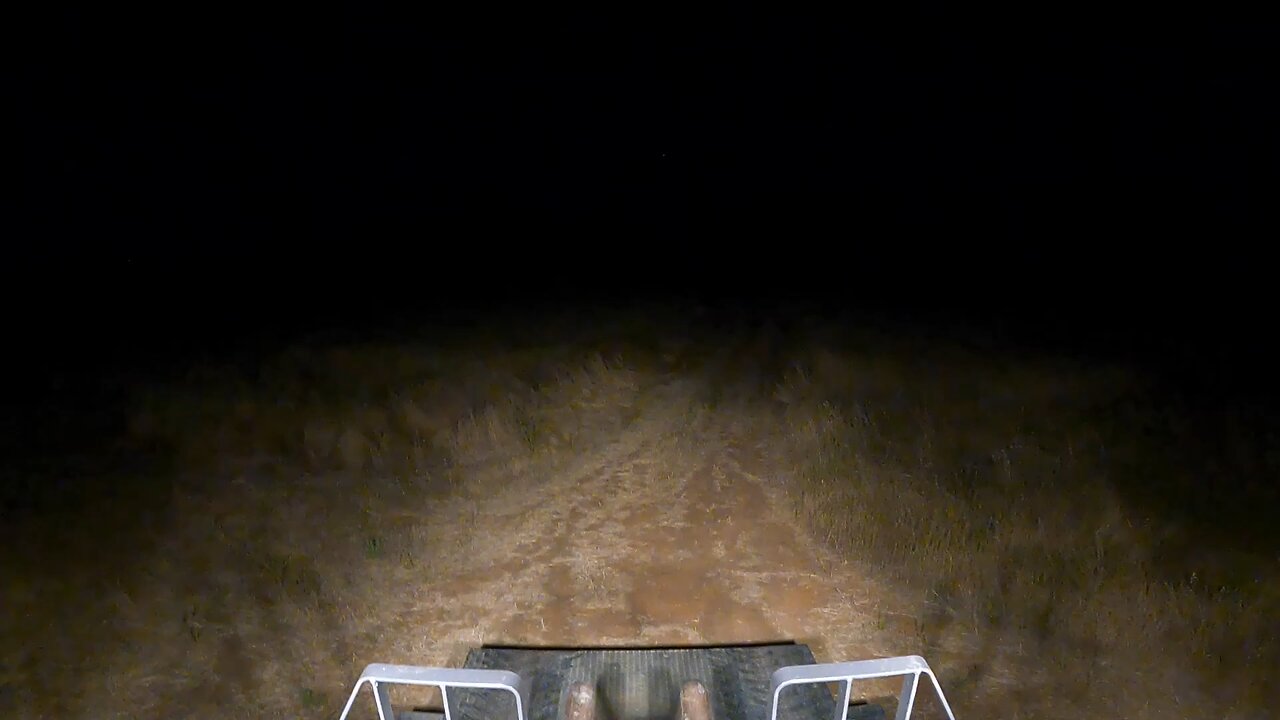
<box><xmin>766</xmin><ymin>335</ymin><xmax>1278</xmax><ymax>719</ymax></box>
<box><xmin>1</xmin><ymin>312</ymin><xmax>1275</xmax><ymax>719</ymax></box>
<box><xmin>1</xmin><ymin>321</ymin><xmax>663</xmax><ymax>719</ymax></box>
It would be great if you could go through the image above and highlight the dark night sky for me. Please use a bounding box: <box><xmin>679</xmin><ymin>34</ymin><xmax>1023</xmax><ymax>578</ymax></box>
<box><xmin>10</xmin><ymin>13</ymin><xmax>1276</xmax><ymax>372</ymax></box>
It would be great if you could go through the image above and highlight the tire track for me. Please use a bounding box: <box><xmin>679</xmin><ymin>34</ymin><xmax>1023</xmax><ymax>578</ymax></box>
<box><xmin>407</xmin><ymin>396</ymin><xmax>885</xmax><ymax>679</ymax></box>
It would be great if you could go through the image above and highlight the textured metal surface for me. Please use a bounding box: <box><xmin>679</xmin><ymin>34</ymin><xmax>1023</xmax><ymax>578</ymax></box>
<box><xmin>458</xmin><ymin>644</ymin><xmax>838</xmax><ymax>720</ymax></box>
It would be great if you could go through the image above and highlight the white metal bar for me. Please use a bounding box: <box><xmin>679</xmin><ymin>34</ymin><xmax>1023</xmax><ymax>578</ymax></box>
<box><xmin>769</xmin><ymin>655</ymin><xmax>956</xmax><ymax>720</ymax></box>
<box><xmin>375</xmin><ymin>680</ymin><xmax>394</xmax><ymax>720</ymax></box>
<box><xmin>835</xmin><ymin>679</ymin><xmax>852</xmax><ymax>720</ymax></box>
<box><xmin>893</xmin><ymin>672</ymin><xmax>918</xmax><ymax>720</ymax></box>
<box><xmin>338</xmin><ymin>664</ymin><xmax>528</xmax><ymax>720</ymax></box>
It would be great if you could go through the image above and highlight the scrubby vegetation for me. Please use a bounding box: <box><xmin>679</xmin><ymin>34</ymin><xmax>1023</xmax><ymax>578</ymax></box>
<box><xmin>1</xmin><ymin>310</ymin><xmax>1273</xmax><ymax>719</ymax></box>
<box><xmin>766</xmin><ymin>332</ymin><xmax>1277</xmax><ymax>718</ymax></box>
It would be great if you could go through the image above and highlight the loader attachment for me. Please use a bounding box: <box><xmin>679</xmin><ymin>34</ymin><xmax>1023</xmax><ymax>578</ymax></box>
<box><xmin>339</xmin><ymin>643</ymin><xmax>957</xmax><ymax>720</ymax></box>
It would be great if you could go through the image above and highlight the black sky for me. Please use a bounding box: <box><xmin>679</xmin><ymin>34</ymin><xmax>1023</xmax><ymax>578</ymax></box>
<box><xmin>10</xmin><ymin>14</ymin><xmax>1276</xmax><ymax>367</ymax></box>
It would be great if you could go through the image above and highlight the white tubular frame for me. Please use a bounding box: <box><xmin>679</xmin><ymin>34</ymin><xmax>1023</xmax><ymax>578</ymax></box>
<box><xmin>769</xmin><ymin>655</ymin><xmax>957</xmax><ymax>720</ymax></box>
<box><xmin>338</xmin><ymin>663</ymin><xmax>531</xmax><ymax>720</ymax></box>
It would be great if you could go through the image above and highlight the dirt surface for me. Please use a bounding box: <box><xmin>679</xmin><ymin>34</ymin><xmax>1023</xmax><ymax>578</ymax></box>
<box><xmin>390</xmin><ymin>406</ymin><xmax>896</xmax><ymax>690</ymax></box>
<box><xmin>63</xmin><ymin>387</ymin><xmax>933</xmax><ymax>718</ymax></box>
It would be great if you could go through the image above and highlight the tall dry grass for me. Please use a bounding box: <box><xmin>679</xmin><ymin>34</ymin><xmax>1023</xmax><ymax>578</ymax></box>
<box><xmin>1</xmin><ymin>323</ymin><xmax>666</xmax><ymax>719</ymax></box>
<box><xmin>765</xmin><ymin>335</ymin><xmax>1277</xmax><ymax>719</ymax></box>
<box><xmin>2</xmin><ymin>312</ymin><xmax>1275</xmax><ymax>719</ymax></box>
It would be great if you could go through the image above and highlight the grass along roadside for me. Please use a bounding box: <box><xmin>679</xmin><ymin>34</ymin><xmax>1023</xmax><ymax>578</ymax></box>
<box><xmin>2</xmin><ymin>335</ymin><xmax>664</xmax><ymax>718</ymax></box>
<box><xmin>2</xmin><ymin>316</ymin><xmax>1274</xmax><ymax>718</ymax></box>
<box><xmin>765</xmin><ymin>341</ymin><xmax>1277</xmax><ymax>718</ymax></box>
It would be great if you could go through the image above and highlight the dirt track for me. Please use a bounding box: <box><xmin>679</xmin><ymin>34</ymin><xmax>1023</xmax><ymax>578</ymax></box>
<box><xmin>400</xmin><ymin>400</ymin><xmax>892</xmax><ymax>678</ymax></box>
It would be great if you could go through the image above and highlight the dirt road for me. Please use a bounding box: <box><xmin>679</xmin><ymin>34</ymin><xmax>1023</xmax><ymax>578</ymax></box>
<box><xmin>399</xmin><ymin>401</ymin><xmax>890</xmax><ymax>678</ymax></box>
